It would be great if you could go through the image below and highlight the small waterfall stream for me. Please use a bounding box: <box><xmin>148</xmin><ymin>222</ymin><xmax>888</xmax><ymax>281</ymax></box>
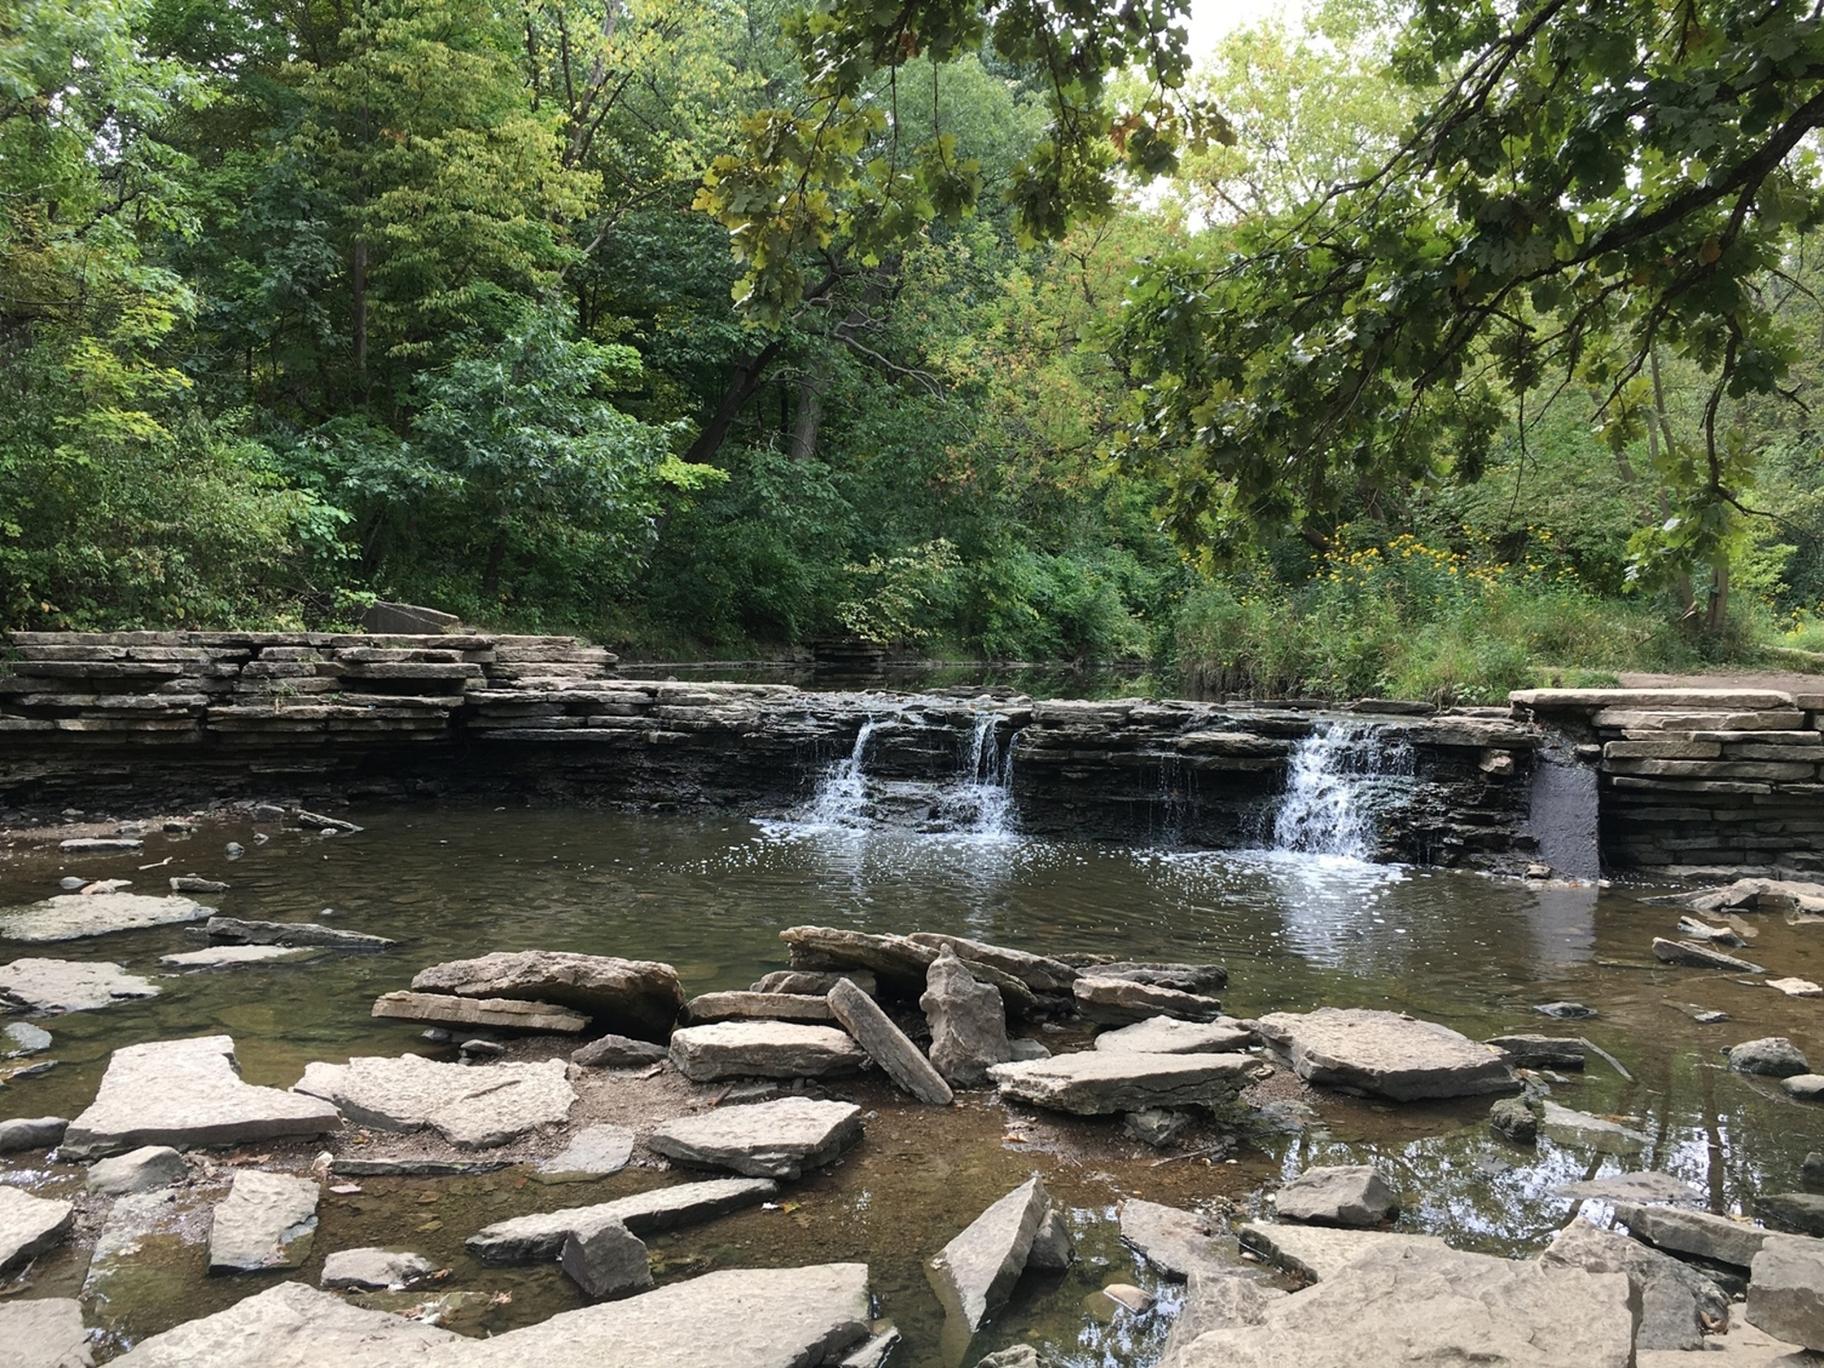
<box><xmin>1272</xmin><ymin>720</ymin><xmax>1415</xmax><ymax>859</ymax></box>
<box><xmin>790</xmin><ymin>709</ymin><xmax>1018</xmax><ymax>838</ymax></box>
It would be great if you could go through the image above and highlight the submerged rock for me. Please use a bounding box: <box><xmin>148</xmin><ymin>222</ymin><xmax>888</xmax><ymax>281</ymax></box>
<box><xmin>371</xmin><ymin>990</ymin><xmax>588</xmax><ymax>1033</ymax></box>
<box><xmin>0</xmin><ymin>1297</ymin><xmax>92</xmax><ymax>1368</ymax></box>
<box><xmin>1488</xmin><ymin>1096</ymin><xmax>1541</xmax><ymax>1143</ymax></box>
<box><xmin>668</xmin><ymin>1020</ymin><xmax>866</xmax><ymax>1083</ymax></box>
<box><xmin>1274</xmin><ymin>1166</ymin><xmax>1399</xmax><ymax>1227</ymax></box>
<box><xmin>989</xmin><ymin>1050</ymin><xmax>1252</xmax><ymax>1116</ymax></box>
<box><xmin>1728</xmin><ymin>1037</ymin><xmax>1811</xmax><ymax>1078</ymax></box>
<box><xmin>1073</xmin><ymin>975</ymin><xmax>1223</xmax><ymax>1026</ymax></box>
<box><xmin>2</xmin><ymin>1021</ymin><xmax>52</xmax><ymax>1056</ymax></box>
<box><xmin>88</xmin><ymin>1145</ymin><xmax>187</xmax><ymax>1196</ymax></box>
<box><xmin>919</xmin><ymin>952</ymin><xmax>1010</xmax><ymax>1088</ymax></box>
<box><xmin>648</xmin><ymin>1099</ymin><xmax>862</xmax><ymax>1179</ymax></box>
<box><xmin>1653</xmin><ymin>937</ymin><xmax>1765</xmax><ymax>973</ymax></box>
<box><xmin>828</xmin><ymin>977</ymin><xmax>953</xmax><ymax>1103</ymax></box>
<box><xmin>1746</xmin><ymin>1236</ymin><xmax>1824</xmax><ymax>1350</ymax></box>
<box><xmin>467</xmin><ymin>1177</ymin><xmax>779</xmax><ymax>1263</ymax></box>
<box><xmin>560</xmin><ymin>1220</ymin><xmax>652</xmax><ymax>1300</ymax></box>
<box><xmin>929</xmin><ymin>1175</ymin><xmax>1051</xmax><ymax>1332</ymax></box>
<box><xmin>159</xmin><ymin>945</ymin><xmax>318</xmax><ymax>970</ymax></box>
<box><xmin>1118</xmin><ymin>1198</ymin><xmax>1226</xmax><ymax>1279</ymax></box>
<box><xmin>0</xmin><ymin>956</ymin><xmax>160</xmax><ymax>1013</ymax></box>
<box><xmin>571</xmin><ymin>1034</ymin><xmax>667</xmax><ymax>1068</ymax></box>
<box><xmin>61</xmin><ymin>1034</ymin><xmax>339</xmax><ymax>1158</ymax></box>
<box><xmin>0</xmin><ymin>893</ymin><xmax>208</xmax><ymax>942</ymax></box>
<box><xmin>1167</xmin><ymin>1241</ymin><xmax>1636</xmax><ymax>1367</ymax></box>
<box><xmin>412</xmin><ymin>955</ymin><xmax>685</xmax><ymax>1036</ymax></box>
<box><xmin>1532</xmin><ymin>1001</ymin><xmax>1597</xmax><ymax>1020</ymax></box>
<box><xmin>321</xmin><ymin>1247</ymin><xmax>435</xmax><ymax>1291</ymax></box>
<box><xmin>1095</xmin><ymin>1015</ymin><xmax>1254</xmax><ymax>1055</ymax></box>
<box><xmin>0</xmin><ymin>1115</ymin><xmax>69</xmax><ymax>1153</ymax></box>
<box><xmin>1541</xmin><ymin>1218</ymin><xmax>1729</xmax><ymax>1350</ymax></box>
<box><xmin>1554</xmin><ymin>1171</ymin><xmax>1702</xmax><ymax>1205</ymax></box>
<box><xmin>1483</xmin><ymin>1034</ymin><xmax>1587</xmax><ymax>1069</ymax></box>
<box><xmin>295</xmin><ymin>1053</ymin><xmax>574</xmax><ymax>1148</ymax></box>
<box><xmin>207</xmin><ymin>1170</ymin><xmax>319</xmax><ymax>1273</ymax></box>
<box><xmin>1253</xmin><ymin>1008</ymin><xmax>1518</xmax><ymax>1101</ymax></box>
<box><xmin>0</xmin><ymin>1186</ymin><xmax>73</xmax><ymax>1277</ymax></box>
<box><xmin>1538</xmin><ymin>1100</ymin><xmax>1649</xmax><ymax>1154</ymax></box>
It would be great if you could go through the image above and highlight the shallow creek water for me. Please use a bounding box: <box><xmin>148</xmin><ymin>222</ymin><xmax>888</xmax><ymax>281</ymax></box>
<box><xmin>3</xmin><ymin>803</ymin><xmax>1823</xmax><ymax>1365</ymax></box>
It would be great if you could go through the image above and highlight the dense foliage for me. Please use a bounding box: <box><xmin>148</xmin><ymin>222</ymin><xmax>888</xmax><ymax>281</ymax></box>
<box><xmin>4</xmin><ymin>0</ymin><xmax>1823</xmax><ymax>700</ymax></box>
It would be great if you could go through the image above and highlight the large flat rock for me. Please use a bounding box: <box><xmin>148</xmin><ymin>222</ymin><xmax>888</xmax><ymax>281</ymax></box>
<box><xmin>987</xmin><ymin>1050</ymin><xmax>1253</xmax><ymax>1116</ymax></box>
<box><xmin>828</xmin><ymin>977</ymin><xmax>952</xmax><ymax>1103</ymax></box>
<box><xmin>1253</xmin><ymin>1008</ymin><xmax>1518</xmax><ymax>1101</ymax></box>
<box><xmin>410</xmin><ymin>951</ymin><xmax>682</xmax><ymax>1040</ymax></box>
<box><xmin>0</xmin><ymin>893</ymin><xmax>209</xmax><ymax>942</ymax></box>
<box><xmin>648</xmin><ymin>1099</ymin><xmax>862</xmax><ymax>1179</ymax></box>
<box><xmin>201</xmin><ymin>917</ymin><xmax>394</xmax><ymax>950</ymax></box>
<box><xmin>929</xmin><ymin>1174</ymin><xmax>1050</xmax><ymax>1332</ymax></box>
<box><xmin>685</xmin><ymin>991</ymin><xmax>834</xmax><ymax>1024</ymax></box>
<box><xmin>1236</xmin><ymin>1222</ymin><xmax>1445</xmax><ymax>1282</ymax></box>
<box><xmin>1119</xmin><ymin>1199</ymin><xmax>1227</xmax><ymax>1279</ymax></box>
<box><xmin>0</xmin><ymin>1298</ymin><xmax>93</xmax><ymax>1368</ymax></box>
<box><xmin>1073</xmin><ymin>975</ymin><xmax>1224</xmax><ymax>1025</ymax></box>
<box><xmin>159</xmin><ymin>945</ymin><xmax>319</xmax><ymax>969</ymax></box>
<box><xmin>61</xmin><ymin>1035</ymin><xmax>340</xmax><ymax>1158</ymax></box>
<box><xmin>0</xmin><ymin>1185</ymin><xmax>75</xmax><ymax>1277</ymax></box>
<box><xmin>468</xmin><ymin>1177</ymin><xmax>779</xmax><ymax>1263</ymax></box>
<box><xmin>295</xmin><ymin>1054</ymin><xmax>574</xmax><ymax>1148</ymax></box>
<box><xmin>207</xmin><ymin>1170</ymin><xmax>320</xmax><ymax>1273</ymax></box>
<box><xmin>668</xmin><ymin>1021</ymin><xmax>866</xmax><ymax>1083</ymax></box>
<box><xmin>1614</xmin><ymin>1202</ymin><xmax>1777</xmax><ymax>1269</ymax></box>
<box><xmin>1542</xmin><ymin>1218</ymin><xmax>1729</xmax><ymax>1350</ymax></box>
<box><xmin>1094</xmin><ymin>1016</ymin><xmax>1254</xmax><ymax>1055</ymax></box>
<box><xmin>112</xmin><ymin>1266</ymin><xmax>873</xmax><ymax>1368</ymax></box>
<box><xmin>0</xmin><ymin>957</ymin><xmax>160</xmax><ymax>1012</ymax></box>
<box><xmin>1169</xmin><ymin>1241</ymin><xmax>1637</xmax><ymax>1367</ymax></box>
<box><xmin>372</xmin><ymin>990</ymin><xmax>588</xmax><ymax>1033</ymax></box>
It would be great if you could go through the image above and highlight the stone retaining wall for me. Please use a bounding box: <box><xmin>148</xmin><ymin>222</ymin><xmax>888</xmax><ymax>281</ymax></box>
<box><xmin>1512</xmin><ymin>688</ymin><xmax>1824</xmax><ymax>874</ymax></box>
<box><xmin>0</xmin><ymin>631</ymin><xmax>1545</xmax><ymax>869</ymax></box>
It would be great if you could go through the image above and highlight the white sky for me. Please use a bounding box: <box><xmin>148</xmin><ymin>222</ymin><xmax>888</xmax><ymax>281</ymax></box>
<box><xmin>1185</xmin><ymin>0</ymin><xmax>1308</xmax><ymax>63</ymax></box>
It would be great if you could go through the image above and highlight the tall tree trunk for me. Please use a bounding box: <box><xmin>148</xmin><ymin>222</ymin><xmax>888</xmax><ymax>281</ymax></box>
<box><xmin>1646</xmin><ymin>349</ymin><xmax>1699</xmax><ymax>621</ymax></box>
<box><xmin>1705</xmin><ymin>558</ymin><xmax>1730</xmax><ymax>636</ymax></box>
<box><xmin>480</xmin><ymin>531</ymin><xmax>507</xmax><ymax>601</ymax></box>
<box><xmin>351</xmin><ymin>238</ymin><xmax>368</xmax><ymax>381</ymax></box>
<box><xmin>682</xmin><ymin>338</ymin><xmax>784</xmax><ymax>465</ymax></box>
<box><xmin>788</xmin><ymin>375</ymin><xmax>824</xmax><ymax>462</ymax></box>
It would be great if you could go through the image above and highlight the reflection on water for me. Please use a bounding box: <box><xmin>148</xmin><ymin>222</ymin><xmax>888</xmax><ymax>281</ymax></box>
<box><xmin>1</xmin><ymin>804</ymin><xmax>1821</xmax><ymax>1365</ymax></box>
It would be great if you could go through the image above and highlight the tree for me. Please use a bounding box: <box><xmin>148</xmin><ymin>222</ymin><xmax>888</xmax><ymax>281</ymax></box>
<box><xmin>1113</xmin><ymin>0</ymin><xmax>1824</xmax><ymax>633</ymax></box>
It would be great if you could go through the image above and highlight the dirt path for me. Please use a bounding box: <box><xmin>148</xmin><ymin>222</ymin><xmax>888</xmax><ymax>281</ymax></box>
<box><xmin>1612</xmin><ymin>668</ymin><xmax>1824</xmax><ymax>691</ymax></box>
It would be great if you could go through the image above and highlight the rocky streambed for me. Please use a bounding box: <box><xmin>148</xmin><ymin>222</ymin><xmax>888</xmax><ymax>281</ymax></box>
<box><xmin>2</xmin><ymin>804</ymin><xmax>1824</xmax><ymax>1366</ymax></box>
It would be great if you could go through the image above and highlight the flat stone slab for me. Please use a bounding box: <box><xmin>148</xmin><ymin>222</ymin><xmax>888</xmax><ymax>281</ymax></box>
<box><xmin>62</xmin><ymin>1034</ymin><xmax>340</xmax><ymax>1158</ymax></box>
<box><xmin>0</xmin><ymin>957</ymin><xmax>159</xmax><ymax>1012</ymax></box>
<box><xmin>1254</xmin><ymin>1008</ymin><xmax>1518</xmax><ymax>1101</ymax></box>
<box><xmin>465</xmin><ymin>1263</ymin><xmax>873</xmax><ymax>1367</ymax></box>
<box><xmin>115</xmin><ymin>1265</ymin><xmax>873</xmax><ymax>1367</ymax></box>
<box><xmin>930</xmin><ymin>1174</ymin><xmax>1050</xmax><ymax>1332</ymax></box>
<box><xmin>648</xmin><ymin>1099</ymin><xmax>862</xmax><ymax>1179</ymax></box>
<box><xmin>321</xmin><ymin>1247</ymin><xmax>435</xmax><ymax>1290</ymax></box>
<box><xmin>1554</xmin><ymin>1171</ymin><xmax>1703</xmax><ymax>1205</ymax></box>
<box><xmin>2</xmin><ymin>1021</ymin><xmax>51</xmax><ymax>1055</ymax></box>
<box><xmin>685</xmin><ymin>991</ymin><xmax>834</xmax><ymax>1024</ymax></box>
<box><xmin>1118</xmin><ymin>1198</ymin><xmax>1226</xmax><ymax>1279</ymax></box>
<box><xmin>1275</xmin><ymin>1165</ymin><xmax>1399</xmax><ymax>1227</ymax></box>
<box><xmin>295</xmin><ymin>1054</ymin><xmax>574</xmax><ymax>1148</ymax></box>
<box><xmin>0</xmin><ymin>1185</ymin><xmax>75</xmax><ymax>1277</ymax></box>
<box><xmin>668</xmin><ymin>1021</ymin><xmax>866</xmax><ymax>1083</ymax></box>
<box><xmin>372</xmin><ymin>990</ymin><xmax>587</xmax><ymax>1033</ymax></box>
<box><xmin>906</xmin><ymin>933</ymin><xmax>1079</xmax><ymax>994</ymax></box>
<box><xmin>1236</xmin><ymin>1222</ymin><xmax>1445</xmax><ymax>1282</ymax></box>
<box><xmin>1539</xmin><ymin>1101</ymin><xmax>1650</xmax><ymax>1154</ymax></box>
<box><xmin>829</xmin><ymin>977</ymin><xmax>952</xmax><ymax>1103</ymax></box>
<box><xmin>1542</xmin><ymin>1218</ymin><xmax>1731</xmax><ymax>1350</ymax></box>
<box><xmin>200</xmin><ymin>917</ymin><xmax>393</xmax><ymax>950</ymax></box>
<box><xmin>109</xmin><ymin>1282</ymin><xmax>459</xmax><ymax>1366</ymax></box>
<box><xmin>468</xmin><ymin>1177</ymin><xmax>779</xmax><ymax>1263</ymax></box>
<box><xmin>1654</xmin><ymin>937</ymin><xmax>1766</xmax><ymax>973</ymax></box>
<box><xmin>537</xmin><ymin>1124</ymin><xmax>635</xmax><ymax>1179</ymax></box>
<box><xmin>0</xmin><ymin>1297</ymin><xmax>92</xmax><ymax>1368</ymax></box>
<box><xmin>0</xmin><ymin>894</ymin><xmax>210</xmax><ymax>942</ymax></box>
<box><xmin>1094</xmin><ymin>1016</ymin><xmax>1254</xmax><ymax>1055</ymax></box>
<box><xmin>1073</xmin><ymin>975</ymin><xmax>1223</xmax><ymax>1025</ymax></box>
<box><xmin>1483</xmin><ymin>1034</ymin><xmax>1587</xmax><ymax>1069</ymax></box>
<box><xmin>158</xmin><ymin>945</ymin><xmax>318</xmax><ymax>969</ymax></box>
<box><xmin>207</xmin><ymin>1170</ymin><xmax>319</xmax><ymax>1273</ymax></box>
<box><xmin>1170</xmin><ymin>1241</ymin><xmax>1636</xmax><ymax>1367</ymax></box>
<box><xmin>1614</xmin><ymin>1202</ymin><xmax>1776</xmax><ymax>1269</ymax></box>
<box><xmin>988</xmin><ymin>1050</ymin><xmax>1253</xmax><ymax>1116</ymax></box>
<box><xmin>88</xmin><ymin>1146</ymin><xmax>188</xmax><ymax>1196</ymax></box>
<box><xmin>410</xmin><ymin>950</ymin><xmax>682</xmax><ymax>1040</ymax></box>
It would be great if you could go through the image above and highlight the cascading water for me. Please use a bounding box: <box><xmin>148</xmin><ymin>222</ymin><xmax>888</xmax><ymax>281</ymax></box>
<box><xmin>787</xmin><ymin>708</ymin><xmax>1018</xmax><ymax>838</ymax></box>
<box><xmin>957</xmin><ymin>712</ymin><xmax>1017</xmax><ymax>838</ymax></box>
<box><xmin>800</xmin><ymin>715</ymin><xmax>883</xmax><ymax>829</ymax></box>
<box><xmin>1272</xmin><ymin>720</ymin><xmax>1415</xmax><ymax>859</ymax></box>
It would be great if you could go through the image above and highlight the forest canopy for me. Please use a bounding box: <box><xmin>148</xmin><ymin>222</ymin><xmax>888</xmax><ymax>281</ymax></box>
<box><xmin>5</xmin><ymin>0</ymin><xmax>1824</xmax><ymax>700</ymax></box>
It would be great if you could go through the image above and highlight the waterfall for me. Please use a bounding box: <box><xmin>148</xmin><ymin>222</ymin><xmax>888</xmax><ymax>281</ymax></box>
<box><xmin>801</xmin><ymin>715</ymin><xmax>882</xmax><ymax>829</ymax></box>
<box><xmin>1273</xmin><ymin>720</ymin><xmax>1414</xmax><ymax>859</ymax></box>
<box><xmin>959</xmin><ymin>713</ymin><xmax>1016</xmax><ymax>839</ymax></box>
